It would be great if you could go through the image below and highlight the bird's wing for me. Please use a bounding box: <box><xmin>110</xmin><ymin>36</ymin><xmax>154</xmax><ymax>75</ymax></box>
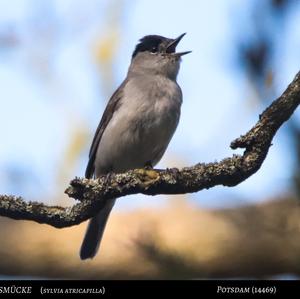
<box><xmin>85</xmin><ymin>80</ymin><xmax>127</xmax><ymax>178</ymax></box>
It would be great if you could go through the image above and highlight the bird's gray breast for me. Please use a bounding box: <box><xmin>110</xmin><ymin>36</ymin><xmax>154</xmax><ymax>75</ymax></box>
<box><xmin>94</xmin><ymin>75</ymin><xmax>182</xmax><ymax>175</ymax></box>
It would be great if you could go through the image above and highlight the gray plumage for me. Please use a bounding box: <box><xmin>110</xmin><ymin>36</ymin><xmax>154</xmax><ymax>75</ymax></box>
<box><xmin>80</xmin><ymin>33</ymin><xmax>190</xmax><ymax>260</ymax></box>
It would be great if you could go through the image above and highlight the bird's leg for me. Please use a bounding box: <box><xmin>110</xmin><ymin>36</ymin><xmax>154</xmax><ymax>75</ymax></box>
<box><xmin>103</xmin><ymin>170</ymin><xmax>114</xmax><ymax>187</ymax></box>
<box><xmin>144</xmin><ymin>161</ymin><xmax>153</xmax><ymax>170</ymax></box>
<box><xmin>134</xmin><ymin>161</ymin><xmax>159</xmax><ymax>187</ymax></box>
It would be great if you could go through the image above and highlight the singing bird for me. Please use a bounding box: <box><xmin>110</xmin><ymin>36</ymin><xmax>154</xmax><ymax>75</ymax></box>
<box><xmin>80</xmin><ymin>33</ymin><xmax>191</xmax><ymax>259</ymax></box>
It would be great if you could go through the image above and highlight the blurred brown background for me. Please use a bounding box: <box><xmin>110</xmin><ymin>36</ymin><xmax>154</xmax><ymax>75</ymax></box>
<box><xmin>1</xmin><ymin>197</ymin><xmax>300</xmax><ymax>278</ymax></box>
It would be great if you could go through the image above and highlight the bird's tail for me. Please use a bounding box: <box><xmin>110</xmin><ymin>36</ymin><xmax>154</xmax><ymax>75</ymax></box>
<box><xmin>80</xmin><ymin>199</ymin><xmax>116</xmax><ymax>260</ymax></box>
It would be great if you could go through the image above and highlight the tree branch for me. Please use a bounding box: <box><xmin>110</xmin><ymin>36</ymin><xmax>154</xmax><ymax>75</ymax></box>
<box><xmin>1</xmin><ymin>72</ymin><xmax>300</xmax><ymax>228</ymax></box>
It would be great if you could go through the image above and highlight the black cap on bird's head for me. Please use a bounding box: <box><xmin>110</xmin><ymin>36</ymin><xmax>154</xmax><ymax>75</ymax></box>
<box><xmin>132</xmin><ymin>33</ymin><xmax>191</xmax><ymax>59</ymax></box>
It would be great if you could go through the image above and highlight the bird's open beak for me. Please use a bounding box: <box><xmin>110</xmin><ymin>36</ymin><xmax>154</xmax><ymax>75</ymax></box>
<box><xmin>166</xmin><ymin>33</ymin><xmax>192</xmax><ymax>57</ymax></box>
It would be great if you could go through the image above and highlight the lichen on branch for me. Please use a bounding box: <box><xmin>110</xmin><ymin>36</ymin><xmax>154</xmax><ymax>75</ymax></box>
<box><xmin>1</xmin><ymin>72</ymin><xmax>300</xmax><ymax>228</ymax></box>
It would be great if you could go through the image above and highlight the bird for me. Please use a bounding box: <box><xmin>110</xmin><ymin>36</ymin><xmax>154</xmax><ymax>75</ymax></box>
<box><xmin>80</xmin><ymin>33</ymin><xmax>191</xmax><ymax>260</ymax></box>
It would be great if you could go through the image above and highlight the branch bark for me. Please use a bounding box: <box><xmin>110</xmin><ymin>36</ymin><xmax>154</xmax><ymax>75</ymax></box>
<box><xmin>1</xmin><ymin>72</ymin><xmax>300</xmax><ymax>228</ymax></box>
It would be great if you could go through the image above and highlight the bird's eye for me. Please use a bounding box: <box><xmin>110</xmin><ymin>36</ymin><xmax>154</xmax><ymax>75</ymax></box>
<box><xmin>150</xmin><ymin>46</ymin><xmax>158</xmax><ymax>54</ymax></box>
